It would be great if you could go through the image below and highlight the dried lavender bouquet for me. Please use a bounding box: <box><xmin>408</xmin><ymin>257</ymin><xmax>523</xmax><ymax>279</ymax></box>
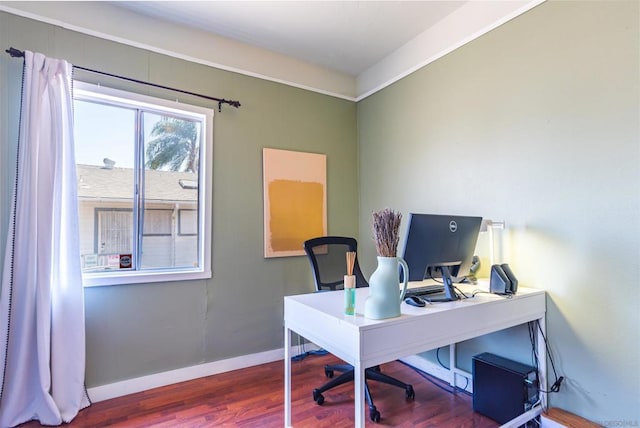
<box><xmin>372</xmin><ymin>208</ymin><xmax>402</xmax><ymax>257</ymax></box>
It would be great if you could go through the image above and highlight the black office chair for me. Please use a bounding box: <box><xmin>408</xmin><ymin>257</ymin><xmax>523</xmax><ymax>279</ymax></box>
<box><xmin>303</xmin><ymin>236</ymin><xmax>415</xmax><ymax>422</ymax></box>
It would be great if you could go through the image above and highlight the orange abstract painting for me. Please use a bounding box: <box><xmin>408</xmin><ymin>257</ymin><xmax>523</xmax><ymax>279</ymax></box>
<box><xmin>263</xmin><ymin>149</ymin><xmax>327</xmax><ymax>258</ymax></box>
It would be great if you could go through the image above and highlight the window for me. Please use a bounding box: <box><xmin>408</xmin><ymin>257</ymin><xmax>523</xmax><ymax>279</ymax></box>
<box><xmin>97</xmin><ymin>208</ymin><xmax>132</xmax><ymax>255</ymax></box>
<box><xmin>178</xmin><ymin>209</ymin><xmax>198</xmax><ymax>236</ymax></box>
<box><xmin>74</xmin><ymin>82</ymin><xmax>213</xmax><ymax>286</ymax></box>
<box><xmin>143</xmin><ymin>209</ymin><xmax>173</xmax><ymax>236</ymax></box>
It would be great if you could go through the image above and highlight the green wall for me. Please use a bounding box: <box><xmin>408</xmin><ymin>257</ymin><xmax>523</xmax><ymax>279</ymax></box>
<box><xmin>0</xmin><ymin>12</ymin><xmax>358</xmax><ymax>387</ymax></box>
<box><xmin>357</xmin><ymin>0</ymin><xmax>639</xmax><ymax>423</ymax></box>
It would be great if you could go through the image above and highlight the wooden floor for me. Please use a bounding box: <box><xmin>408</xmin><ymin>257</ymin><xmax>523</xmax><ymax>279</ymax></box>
<box><xmin>19</xmin><ymin>352</ymin><xmax>499</xmax><ymax>427</ymax></box>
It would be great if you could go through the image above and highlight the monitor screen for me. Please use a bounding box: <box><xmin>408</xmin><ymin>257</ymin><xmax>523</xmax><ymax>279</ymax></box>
<box><xmin>401</xmin><ymin>213</ymin><xmax>482</xmax><ymax>301</ymax></box>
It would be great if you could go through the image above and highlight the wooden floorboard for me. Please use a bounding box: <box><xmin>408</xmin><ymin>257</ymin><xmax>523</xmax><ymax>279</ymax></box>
<box><xmin>18</xmin><ymin>353</ymin><xmax>499</xmax><ymax>427</ymax></box>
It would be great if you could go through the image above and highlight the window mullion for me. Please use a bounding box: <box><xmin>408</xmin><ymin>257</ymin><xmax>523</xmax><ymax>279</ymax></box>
<box><xmin>133</xmin><ymin>109</ymin><xmax>145</xmax><ymax>271</ymax></box>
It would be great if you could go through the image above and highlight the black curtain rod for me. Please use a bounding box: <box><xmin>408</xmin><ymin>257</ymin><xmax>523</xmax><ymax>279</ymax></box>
<box><xmin>5</xmin><ymin>47</ymin><xmax>241</xmax><ymax>112</ymax></box>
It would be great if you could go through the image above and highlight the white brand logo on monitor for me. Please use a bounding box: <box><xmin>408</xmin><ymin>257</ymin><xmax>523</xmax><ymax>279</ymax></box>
<box><xmin>449</xmin><ymin>220</ymin><xmax>458</xmax><ymax>233</ymax></box>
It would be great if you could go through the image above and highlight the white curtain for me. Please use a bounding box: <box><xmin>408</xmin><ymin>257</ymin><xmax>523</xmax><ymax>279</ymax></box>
<box><xmin>0</xmin><ymin>51</ymin><xmax>90</xmax><ymax>427</ymax></box>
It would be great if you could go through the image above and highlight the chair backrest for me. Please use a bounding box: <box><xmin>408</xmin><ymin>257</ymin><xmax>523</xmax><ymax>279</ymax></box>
<box><xmin>303</xmin><ymin>236</ymin><xmax>369</xmax><ymax>291</ymax></box>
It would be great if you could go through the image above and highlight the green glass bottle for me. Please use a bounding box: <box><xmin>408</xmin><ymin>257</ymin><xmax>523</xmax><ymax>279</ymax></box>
<box><xmin>344</xmin><ymin>275</ymin><xmax>355</xmax><ymax>315</ymax></box>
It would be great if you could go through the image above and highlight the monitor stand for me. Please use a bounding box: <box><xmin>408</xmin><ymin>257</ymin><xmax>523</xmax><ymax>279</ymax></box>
<box><xmin>424</xmin><ymin>266</ymin><xmax>459</xmax><ymax>302</ymax></box>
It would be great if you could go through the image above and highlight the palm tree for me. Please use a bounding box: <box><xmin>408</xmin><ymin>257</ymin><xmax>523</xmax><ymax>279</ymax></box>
<box><xmin>146</xmin><ymin>117</ymin><xmax>200</xmax><ymax>172</ymax></box>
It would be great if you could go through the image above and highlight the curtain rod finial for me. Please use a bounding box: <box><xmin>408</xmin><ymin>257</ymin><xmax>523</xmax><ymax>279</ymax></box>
<box><xmin>5</xmin><ymin>47</ymin><xmax>25</xmax><ymax>58</ymax></box>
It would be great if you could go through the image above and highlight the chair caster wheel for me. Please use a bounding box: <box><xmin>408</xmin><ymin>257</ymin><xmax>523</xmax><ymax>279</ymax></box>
<box><xmin>313</xmin><ymin>389</ymin><xmax>324</xmax><ymax>405</ymax></box>
<box><xmin>406</xmin><ymin>385</ymin><xmax>415</xmax><ymax>400</ymax></box>
<box><xmin>324</xmin><ymin>368</ymin><xmax>334</xmax><ymax>378</ymax></box>
<box><xmin>369</xmin><ymin>408</ymin><xmax>381</xmax><ymax>423</ymax></box>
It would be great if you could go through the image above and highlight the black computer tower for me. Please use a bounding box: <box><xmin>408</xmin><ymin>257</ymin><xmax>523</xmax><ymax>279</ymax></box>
<box><xmin>472</xmin><ymin>353</ymin><xmax>538</xmax><ymax>424</ymax></box>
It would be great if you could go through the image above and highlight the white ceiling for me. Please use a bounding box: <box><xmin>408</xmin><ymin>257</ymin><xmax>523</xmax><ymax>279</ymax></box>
<box><xmin>113</xmin><ymin>1</ymin><xmax>467</xmax><ymax>77</ymax></box>
<box><xmin>1</xmin><ymin>0</ymin><xmax>544</xmax><ymax>99</ymax></box>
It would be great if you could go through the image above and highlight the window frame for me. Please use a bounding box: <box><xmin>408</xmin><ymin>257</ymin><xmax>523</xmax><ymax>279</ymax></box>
<box><xmin>74</xmin><ymin>82</ymin><xmax>213</xmax><ymax>287</ymax></box>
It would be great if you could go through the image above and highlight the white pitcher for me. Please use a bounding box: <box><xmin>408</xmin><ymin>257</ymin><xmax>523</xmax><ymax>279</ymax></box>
<box><xmin>364</xmin><ymin>256</ymin><xmax>409</xmax><ymax>319</ymax></box>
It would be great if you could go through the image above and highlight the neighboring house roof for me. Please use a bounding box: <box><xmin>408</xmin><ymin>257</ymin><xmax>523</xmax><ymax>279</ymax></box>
<box><xmin>77</xmin><ymin>164</ymin><xmax>197</xmax><ymax>203</ymax></box>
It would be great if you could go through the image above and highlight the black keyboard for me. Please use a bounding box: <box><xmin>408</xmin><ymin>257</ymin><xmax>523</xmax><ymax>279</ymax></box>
<box><xmin>405</xmin><ymin>284</ymin><xmax>444</xmax><ymax>297</ymax></box>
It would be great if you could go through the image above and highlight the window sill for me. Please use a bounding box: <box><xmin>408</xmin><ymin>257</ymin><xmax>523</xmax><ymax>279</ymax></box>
<box><xmin>82</xmin><ymin>269</ymin><xmax>211</xmax><ymax>287</ymax></box>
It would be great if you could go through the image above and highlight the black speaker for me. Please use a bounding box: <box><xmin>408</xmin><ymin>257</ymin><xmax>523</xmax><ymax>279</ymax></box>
<box><xmin>472</xmin><ymin>353</ymin><xmax>538</xmax><ymax>424</ymax></box>
<box><xmin>490</xmin><ymin>263</ymin><xmax>518</xmax><ymax>294</ymax></box>
<box><xmin>490</xmin><ymin>264</ymin><xmax>510</xmax><ymax>294</ymax></box>
<box><xmin>501</xmin><ymin>263</ymin><xmax>518</xmax><ymax>293</ymax></box>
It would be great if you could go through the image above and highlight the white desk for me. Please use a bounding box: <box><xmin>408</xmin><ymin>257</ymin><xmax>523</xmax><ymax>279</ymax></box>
<box><xmin>284</xmin><ymin>283</ymin><xmax>546</xmax><ymax>427</ymax></box>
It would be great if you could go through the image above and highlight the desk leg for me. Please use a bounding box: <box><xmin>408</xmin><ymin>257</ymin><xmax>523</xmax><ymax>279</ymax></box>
<box><xmin>449</xmin><ymin>343</ymin><xmax>456</xmax><ymax>387</ymax></box>
<box><xmin>284</xmin><ymin>325</ymin><xmax>292</xmax><ymax>428</ymax></box>
<box><xmin>537</xmin><ymin>316</ymin><xmax>548</xmax><ymax>410</ymax></box>
<box><xmin>354</xmin><ymin>362</ymin><xmax>365</xmax><ymax>428</ymax></box>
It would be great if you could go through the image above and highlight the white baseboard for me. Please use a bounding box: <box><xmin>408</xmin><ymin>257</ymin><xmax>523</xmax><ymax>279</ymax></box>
<box><xmin>88</xmin><ymin>342</ymin><xmax>320</xmax><ymax>403</ymax></box>
<box><xmin>399</xmin><ymin>354</ymin><xmax>473</xmax><ymax>393</ymax></box>
<box><xmin>540</xmin><ymin>414</ymin><xmax>566</xmax><ymax>428</ymax></box>
<box><xmin>88</xmin><ymin>346</ymin><xmax>456</xmax><ymax>404</ymax></box>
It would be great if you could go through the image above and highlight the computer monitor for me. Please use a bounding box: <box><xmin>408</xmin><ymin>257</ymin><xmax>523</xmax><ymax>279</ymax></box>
<box><xmin>401</xmin><ymin>213</ymin><xmax>482</xmax><ymax>302</ymax></box>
